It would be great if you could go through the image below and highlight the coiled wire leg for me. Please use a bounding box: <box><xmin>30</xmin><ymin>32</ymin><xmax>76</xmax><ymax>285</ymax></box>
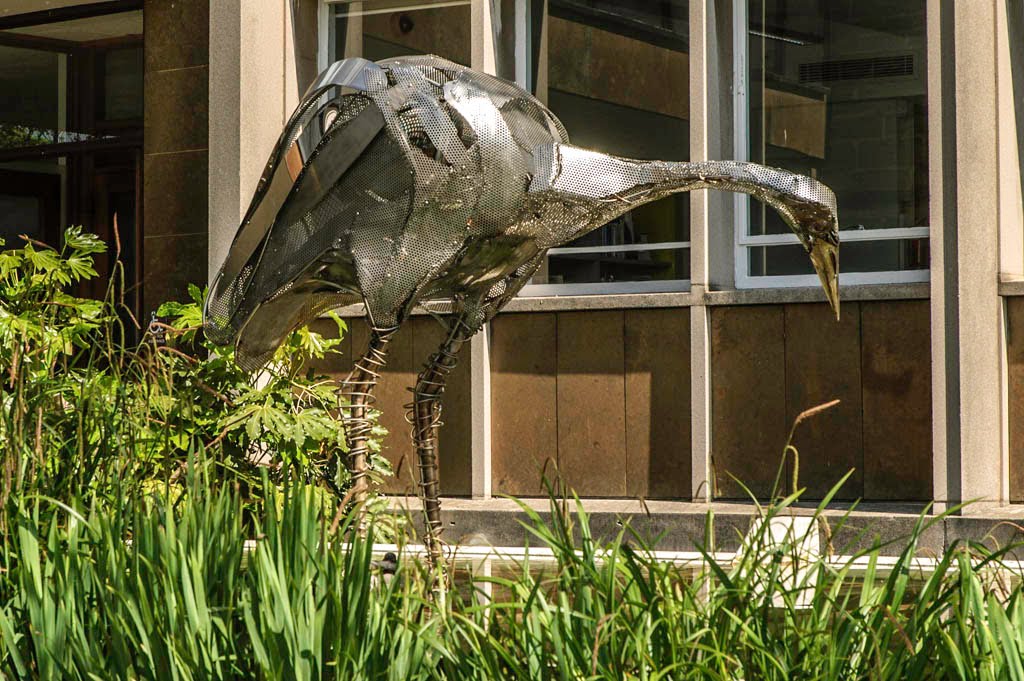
<box><xmin>338</xmin><ymin>325</ymin><xmax>398</xmax><ymax>510</ymax></box>
<box><xmin>406</xmin><ymin>314</ymin><xmax>476</xmax><ymax>573</ymax></box>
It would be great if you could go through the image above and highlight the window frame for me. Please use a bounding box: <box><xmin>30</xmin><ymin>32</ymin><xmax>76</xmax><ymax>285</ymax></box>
<box><xmin>731</xmin><ymin>0</ymin><xmax>930</xmax><ymax>290</ymax></box>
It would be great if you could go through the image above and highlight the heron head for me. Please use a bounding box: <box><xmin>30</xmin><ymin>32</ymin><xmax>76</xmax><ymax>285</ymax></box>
<box><xmin>808</xmin><ymin>235</ymin><xmax>839</xmax><ymax>320</ymax></box>
<box><xmin>782</xmin><ymin>188</ymin><xmax>840</xmax><ymax>321</ymax></box>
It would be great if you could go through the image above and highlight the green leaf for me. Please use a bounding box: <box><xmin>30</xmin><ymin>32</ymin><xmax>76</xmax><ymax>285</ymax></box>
<box><xmin>25</xmin><ymin>244</ymin><xmax>62</xmax><ymax>273</ymax></box>
<box><xmin>0</xmin><ymin>250</ymin><xmax>23</xmax><ymax>278</ymax></box>
<box><xmin>63</xmin><ymin>226</ymin><xmax>106</xmax><ymax>255</ymax></box>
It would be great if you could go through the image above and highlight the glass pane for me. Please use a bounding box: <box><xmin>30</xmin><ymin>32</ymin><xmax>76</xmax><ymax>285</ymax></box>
<box><xmin>536</xmin><ymin>0</ymin><xmax>690</xmax><ymax>285</ymax></box>
<box><xmin>0</xmin><ymin>11</ymin><xmax>144</xmax><ymax>148</ymax></box>
<box><xmin>748</xmin><ymin>239</ymin><xmax>928</xmax><ymax>277</ymax></box>
<box><xmin>331</xmin><ymin>0</ymin><xmax>471</xmax><ymax>65</ymax></box>
<box><xmin>100</xmin><ymin>47</ymin><xmax>144</xmax><ymax>121</ymax></box>
<box><xmin>746</xmin><ymin>0</ymin><xmax>928</xmax><ymax>271</ymax></box>
<box><xmin>1009</xmin><ymin>0</ymin><xmax>1024</xmax><ymax>253</ymax></box>
<box><xmin>548</xmin><ymin>247</ymin><xmax>690</xmax><ymax>285</ymax></box>
<box><xmin>0</xmin><ymin>45</ymin><xmax>62</xmax><ymax>148</ymax></box>
<box><xmin>0</xmin><ymin>158</ymin><xmax>63</xmax><ymax>247</ymax></box>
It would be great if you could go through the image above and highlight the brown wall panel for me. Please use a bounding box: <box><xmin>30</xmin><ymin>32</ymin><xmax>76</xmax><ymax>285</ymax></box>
<box><xmin>143</xmin><ymin>234</ymin><xmax>208</xmax><ymax>314</ymax></box>
<box><xmin>411</xmin><ymin>316</ymin><xmax>473</xmax><ymax>496</ymax></box>
<box><xmin>144</xmin><ymin>0</ymin><xmax>209</xmax><ymax>72</ymax></box>
<box><xmin>490</xmin><ymin>314</ymin><xmax>558</xmax><ymax>495</ymax></box>
<box><xmin>1006</xmin><ymin>298</ymin><xmax>1024</xmax><ymax>501</ymax></box>
<box><xmin>711</xmin><ymin>306</ymin><xmax>787</xmax><ymax>499</ymax></box>
<box><xmin>784</xmin><ymin>303</ymin><xmax>863</xmax><ymax>500</ymax></box>
<box><xmin>625</xmin><ymin>309</ymin><xmax>691</xmax><ymax>499</ymax></box>
<box><xmin>144</xmin><ymin>66</ymin><xmax>209</xmax><ymax>155</ymax></box>
<box><xmin>557</xmin><ymin>311</ymin><xmax>627</xmax><ymax>496</ymax></box>
<box><xmin>143</xmin><ymin>151</ymin><xmax>209</xmax><ymax>239</ymax></box>
<box><xmin>861</xmin><ymin>300</ymin><xmax>932</xmax><ymax>500</ymax></box>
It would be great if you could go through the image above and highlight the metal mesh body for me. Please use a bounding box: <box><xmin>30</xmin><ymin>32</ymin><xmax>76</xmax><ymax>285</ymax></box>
<box><xmin>206</xmin><ymin>55</ymin><xmax>840</xmax><ymax>371</ymax></box>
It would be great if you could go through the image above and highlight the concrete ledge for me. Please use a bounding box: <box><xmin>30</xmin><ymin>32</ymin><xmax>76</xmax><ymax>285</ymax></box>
<box><xmin>388</xmin><ymin>497</ymin><xmax>1024</xmax><ymax>559</ymax></box>
<box><xmin>325</xmin><ymin>283</ymin><xmax>930</xmax><ymax>319</ymax></box>
<box><xmin>1000</xmin><ymin>279</ymin><xmax>1024</xmax><ymax>296</ymax></box>
<box><xmin>700</xmin><ymin>282</ymin><xmax>930</xmax><ymax>307</ymax></box>
<box><xmin>502</xmin><ymin>291</ymin><xmax>695</xmax><ymax>313</ymax></box>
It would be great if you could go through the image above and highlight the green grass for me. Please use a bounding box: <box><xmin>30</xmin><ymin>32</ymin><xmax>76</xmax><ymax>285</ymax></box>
<box><xmin>1</xmin><ymin>469</ymin><xmax>1024</xmax><ymax>680</ymax></box>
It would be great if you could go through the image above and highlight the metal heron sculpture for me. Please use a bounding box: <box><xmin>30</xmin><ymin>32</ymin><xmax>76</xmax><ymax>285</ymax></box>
<box><xmin>205</xmin><ymin>55</ymin><xmax>840</xmax><ymax>565</ymax></box>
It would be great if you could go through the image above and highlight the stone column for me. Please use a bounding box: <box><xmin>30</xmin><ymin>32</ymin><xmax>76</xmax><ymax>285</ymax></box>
<box><xmin>208</xmin><ymin>0</ymin><xmax>319</xmax><ymax>279</ymax></box>
<box><xmin>143</xmin><ymin>0</ymin><xmax>209</xmax><ymax>314</ymax></box>
<box><xmin>689</xmin><ymin>0</ymin><xmax>731</xmax><ymax>501</ymax></box>
<box><xmin>470</xmin><ymin>0</ymin><xmax>497</xmax><ymax>499</ymax></box>
<box><xmin>929</xmin><ymin>0</ymin><xmax>1004</xmax><ymax>509</ymax></box>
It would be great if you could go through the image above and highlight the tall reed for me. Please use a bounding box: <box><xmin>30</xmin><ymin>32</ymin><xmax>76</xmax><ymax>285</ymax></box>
<box><xmin>0</xmin><ymin>466</ymin><xmax>1022</xmax><ymax>679</ymax></box>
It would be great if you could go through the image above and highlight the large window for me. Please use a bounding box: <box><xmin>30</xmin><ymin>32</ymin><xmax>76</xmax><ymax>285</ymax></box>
<box><xmin>524</xmin><ymin>0</ymin><xmax>691</xmax><ymax>295</ymax></box>
<box><xmin>0</xmin><ymin>7</ymin><xmax>143</xmax><ymax>308</ymax></box>
<box><xmin>735</xmin><ymin>0</ymin><xmax>929</xmax><ymax>287</ymax></box>
<box><xmin>318</xmin><ymin>0</ymin><xmax>932</xmax><ymax>295</ymax></box>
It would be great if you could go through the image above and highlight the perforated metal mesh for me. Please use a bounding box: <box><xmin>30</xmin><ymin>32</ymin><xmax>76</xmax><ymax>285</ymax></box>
<box><xmin>206</xmin><ymin>55</ymin><xmax>839</xmax><ymax>371</ymax></box>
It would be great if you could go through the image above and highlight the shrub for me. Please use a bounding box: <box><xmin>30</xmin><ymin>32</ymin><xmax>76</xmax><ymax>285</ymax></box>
<box><xmin>0</xmin><ymin>228</ymin><xmax>388</xmax><ymax>520</ymax></box>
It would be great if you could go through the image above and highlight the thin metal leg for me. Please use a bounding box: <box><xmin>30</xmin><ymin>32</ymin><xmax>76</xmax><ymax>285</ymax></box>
<box><xmin>337</xmin><ymin>325</ymin><xmax>397</xmax><ymax>506</ymax></box>
<box><xmin>407</xmin><ymin>315</ymin><xmax>475</xmax><ymax>569</ymax></box>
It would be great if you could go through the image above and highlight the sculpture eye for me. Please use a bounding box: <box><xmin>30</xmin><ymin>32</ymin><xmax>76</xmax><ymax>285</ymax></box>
<box><xmin>322</xmin><ymin>106</ymin><xmax>339</xmax><ymax>132</ymax></box>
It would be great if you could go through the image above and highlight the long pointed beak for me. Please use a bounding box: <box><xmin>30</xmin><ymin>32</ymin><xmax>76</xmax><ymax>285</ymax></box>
<box><xmin>809</xmin><ymin>238</ymin><xmax>840</xmax><ymax>320</ymax></box>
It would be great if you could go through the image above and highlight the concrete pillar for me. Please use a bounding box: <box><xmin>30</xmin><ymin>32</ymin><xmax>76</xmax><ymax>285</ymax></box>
<box><xmin>208</xmin><ymin>0</ymin><xmax>241</xmax><ymax>278</ymax></box>
<box><xmin>208</xmin><ymin>0</ymin><xmax>317</xmax><ymax>278</ymax></box>
<box><xmin>471</xmin><ymin>0</ymin><xmax>497</xmax><ymax>75</ymax></box>
<box><xmin>470</xmin><ymin>328</ymin><xmax>492</xmax><ymax>499</ymax></box>
<box><xmin>930</xmin><ymin>0</ymin><xmax>1004</xmax><ymax>508</ymax></box>
<box><xmin>690</xmin><ymin>0</ymin><xmax>736</xmax><ymax>501</ymax></box>
<box><xmin>470</xmin><ymin>0</ymin><xmax>497</xmax><ymax>499</ymax></box>
<box><xmin>689</xmin><ymin>0</ymin><xmax>714</xmax><ymax>501</ymax></box>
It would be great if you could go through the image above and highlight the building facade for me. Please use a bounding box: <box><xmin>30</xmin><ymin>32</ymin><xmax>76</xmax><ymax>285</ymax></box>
<box><xmin>2</xmin><ymin>0</ymin><xmax>1023</xmax><ymax>511</ymax></box>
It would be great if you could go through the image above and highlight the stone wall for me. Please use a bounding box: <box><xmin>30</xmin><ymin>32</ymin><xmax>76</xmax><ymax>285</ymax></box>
<box><xmin>142</xmin><ymin>0</ymin><xmax>209</xmax><ymax>314</ymax></box>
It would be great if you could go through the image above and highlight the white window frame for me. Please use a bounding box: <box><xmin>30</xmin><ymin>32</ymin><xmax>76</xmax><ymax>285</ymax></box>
<box><xmin>731</xmin><ymin>0</ymin><xmax>930</xmax><ymax>290</ymax></box>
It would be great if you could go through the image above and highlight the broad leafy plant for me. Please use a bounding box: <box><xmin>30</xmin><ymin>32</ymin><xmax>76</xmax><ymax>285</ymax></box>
<box><xmin>0</xmin><ymin>228</ymin><xmax>124</xmax><ymax>510</ymax></box>
<box><xmin>150</xmin><ymin>285</ymin><xmax>390</xmax><ymax>492</ymax></box>
<box><xmin>0</xmin><ymin>227</ymin><xmax>388</xmax><ymax>517</ymax></box>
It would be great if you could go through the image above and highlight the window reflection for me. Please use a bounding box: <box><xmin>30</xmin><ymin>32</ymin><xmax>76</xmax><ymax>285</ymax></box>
<box><xmin>0</xmin><ymin>46</ymin><xmax>61</xmax><ymax>133</ymax></box>
<box><xmin>533</xmin><ymin>0</ymin><xmax>691</xmax><ymax>288</ymax></box>
<box><xmin>330</xmin><ymin>0</ymin><xmax>471</xmax><ymax>65</ymax></box>
<box><xmin>0</xmin><ymin>9</ymin><xmax>143</xmax><ymax>316</ymax></box>
<box><xmin>745</xmin><ymin>0</ymin><xmax>929</xmax><ymax>277</ymax></box>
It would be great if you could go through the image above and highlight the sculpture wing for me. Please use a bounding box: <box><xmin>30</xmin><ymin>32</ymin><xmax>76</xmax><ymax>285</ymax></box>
<box><xmin>204</xmin><ymin>58</ymin><xmax>412</xmax><ymax>369</ymax></box>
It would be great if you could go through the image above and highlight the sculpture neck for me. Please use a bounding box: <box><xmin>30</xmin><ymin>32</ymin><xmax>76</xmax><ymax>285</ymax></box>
<box><xmin>528</xmin><ymin>143</ymin><xmax>837</xmax><ymax>250</ymax></box>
